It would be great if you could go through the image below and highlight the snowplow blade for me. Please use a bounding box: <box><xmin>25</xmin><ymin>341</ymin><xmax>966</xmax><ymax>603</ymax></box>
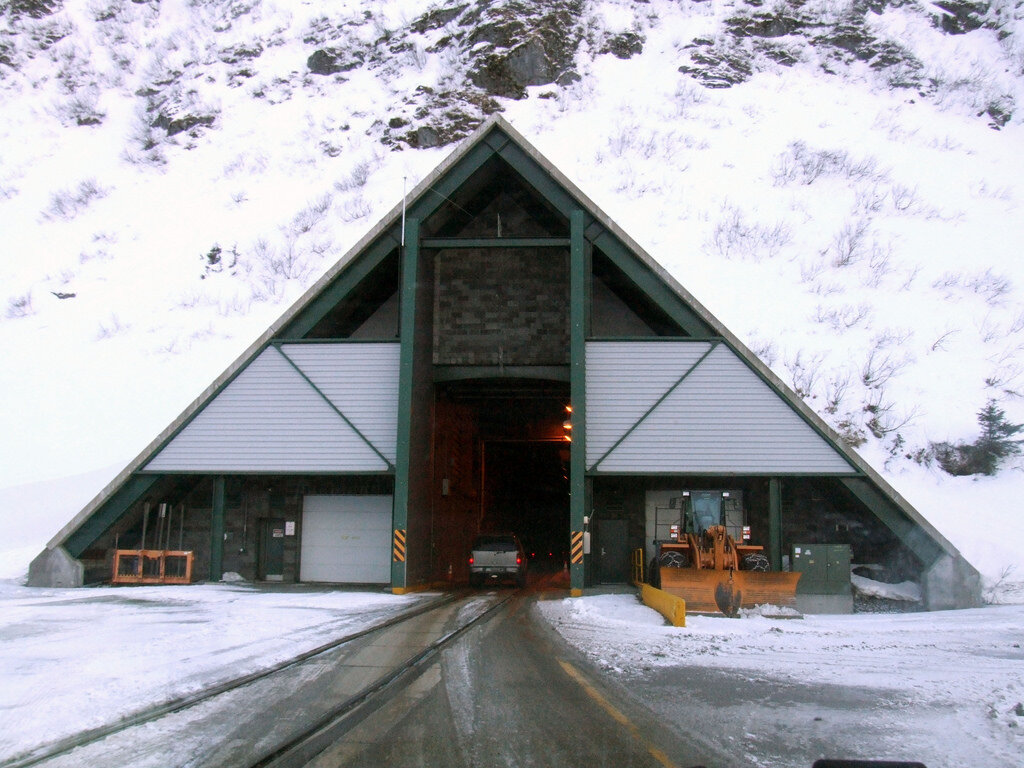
<box><xmin>659</xmin><ymin>568</ymin><xmax>802</xmax><ymax>615</ymax></box>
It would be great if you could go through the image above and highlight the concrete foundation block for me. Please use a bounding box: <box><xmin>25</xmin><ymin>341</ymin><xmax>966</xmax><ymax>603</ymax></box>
<box><xmin>923</xmin><ymin>554</ymin><xmax>982</xmax><ymax>610</ymax></box>
<box><xmin>26</xmin><ymin>547</ymin><xmax>84</xmax><ymax>588</ymax></box>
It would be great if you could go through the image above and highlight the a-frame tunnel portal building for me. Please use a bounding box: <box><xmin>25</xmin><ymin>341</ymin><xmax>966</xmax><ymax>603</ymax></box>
<box><xmin>30</xmin><ymin>118</ymin><xmax>980</xmax><ymax>610</ymax></box>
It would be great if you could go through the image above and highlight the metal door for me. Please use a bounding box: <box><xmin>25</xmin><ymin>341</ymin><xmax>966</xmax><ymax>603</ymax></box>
<box><xmin>258</xmin><ymin>518</ymin><xmax>286</xmax><ymax>581</ymax></box>
<box><xmin>596</xmin><ymin>519</ymin><xmax>630</xmax><ymax>583</ymax></box>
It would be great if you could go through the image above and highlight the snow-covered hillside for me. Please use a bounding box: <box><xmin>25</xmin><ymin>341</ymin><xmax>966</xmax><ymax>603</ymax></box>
<box><xmin>1</xmin><ymin>0</ymin><xmax>1023</xmax><ymax>593</ymax></box>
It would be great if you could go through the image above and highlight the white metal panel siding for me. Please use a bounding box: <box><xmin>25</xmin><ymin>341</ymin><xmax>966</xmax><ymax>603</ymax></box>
<box><xmin>280</xmin><ymin>343</ymin><xmax>399</xmax><ymax>462</ymax></box>
<box><xmin>144</xmin><ymin>346</ymin><xmax>395</xmax><ymax>473</ymax></box>
<box><xmin>300</xmin><ymin>495</ymin><xmax>392</xmax><ymax>583</ymax></box>
<box><xmin>586</xmin><ymin>342</ymin><xmax>854</xmax><ymax>474</ymax></box>
<box><xmin>586</xmin><ymin>342</ymin><xmax>713</xmax><ymax>461</ymax></box>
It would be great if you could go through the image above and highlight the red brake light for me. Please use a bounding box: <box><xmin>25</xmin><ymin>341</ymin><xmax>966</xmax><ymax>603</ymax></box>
<box><xmin>516</xmin><ymin>556</ymin><xmax>522</xmax><ymax>564</ymax></box>
<box><xmin>468</xmin><ymin>556</ymin><xmax>474</xmax><ymax>565</ymax></box>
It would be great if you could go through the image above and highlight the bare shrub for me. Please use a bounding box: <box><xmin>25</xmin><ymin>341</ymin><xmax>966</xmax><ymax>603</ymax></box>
<box><xmin>5</xmin><ymin>293</ymin><xmax>34</xmax><ymax>319</ymax></box>
<box><xmin>854</xmin><ymin>184</ymin><xmax>886</xmax><ymax>214</ymax></box>
<box><xmin>43</xmin><ymin>179</ymin><xmax>108</xmax><ymax>220</ymax></box>
<box><xmin>290</xmin><ymin>194</ymin><xmax>332</xmax><ymax>235</ymax></box>
<box><xmin>833</xmin><ymin>416</ymin><xmax>867</xmax><ymax>448</ymax></box>
<box><xmin>218</xmin><ymin>294</ymin><xmax>252</xmax><ymax>317</ymax></box>
<box><xmin>708</xmin><ymin>206</ymin><xmax>792</xmax><ymax>260</ymax></box>
<box><xmin>607</xmin><ymin>125</ymin><xmax>659</xmax><ymax>159</ymax></box>
<box><xmin>863</xmin><ymin>242</ymin><xmax>894</xmax><ymax>288</ymax></box>
<box><xmin>861</xmin><ymin>335</ymin><xmax>912</xmax><ymax>389</ymax></box>
<box><xmin>785</xmin><ymin>350</ymin><xmax>825</xmax><ymax>400</ymax></box>
<box><xmin>863</xmin><ymin>391</ymin><xmax>920</xmax><ymax>438</ymax></box>
<box><xmin>930</xmin><ymin>329</ymin><xmax>959</xmax><ymax>352</ymax></box>
<box><xmin>983</xmin><ymin>564</ymin><xmax>1021</xmax><ymax>604</ymax></box>
<box><xmin>899</xmin><ymin>265</ymin><xmax>921</xmax><ymax>292</ymax></box>
<box><xmin>830</xmin><ymin>218</ymin><xmax>870</xmax><ymax>267</ymax></box>
<box><xmin>771</xmin><ymin>142</ymin><xmax>885</xmax><ymax>187</ymax></box>
<box><xmin>814</xmin><ymin>303</ymin><xmax>870</xmax><ymax>331</ymax></box>
<box><xmin>334</xmin><ymin>153</ymin><xmax>383</xmax><ymax>191</ymax></box>
<box><xmin>337</xmin><ymin>196</ymin><xmax>372</xmax><ymax>223</ymax></box>
<box><xmin>57</xmin><ymin>87</ymin><xmax>105</xmax><ymax>126</ymax></box>
<box><xmin>965</xmin><ymin>268</ymin><xmax>1012</xmax><ymax>305</ymax></box>
<box><xmin>799</xmin><ymin>255</ymin><xmax>827</xmax><ymax>284</ymax></box>
<box><xmin>749</xmin><ymin>338</ymin><xmax>778</xmax><ymax>367</ymax></box>
<box><xmin>96</xmin><ymin>314</ymin><xmax>129</xmax><ymax>339</ymax></box>
<box><xmin>252</xmin><ymin>238</ymin><xmax>313</xmax><ymax>298</ymax></box>
<box><xmin>889</xmin><ymin>183</ymin><xmax>919</xmax><ymax>212</ymax></box>
<box><xmin>824</xmin><ymin>370</ymin><xmax>852</xmax><ymax>415</ymax></box>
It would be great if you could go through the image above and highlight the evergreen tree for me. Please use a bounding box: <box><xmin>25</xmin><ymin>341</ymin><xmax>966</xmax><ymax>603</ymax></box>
<box><xmin>933</xmin><ymin>399</ymin><xmax>1024</xmax><ymax>476</ymax></box>
<box><xmin>973</xmin><ymin>399</ymin><xmax>1024</xmax><ymax>475</ymax></box>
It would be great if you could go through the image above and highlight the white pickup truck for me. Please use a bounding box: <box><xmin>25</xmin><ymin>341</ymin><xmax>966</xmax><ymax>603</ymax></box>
<box><xmin>468</xmin><ymin>533</ymin><xmax>527</xmax><ymax>588</ymax></box>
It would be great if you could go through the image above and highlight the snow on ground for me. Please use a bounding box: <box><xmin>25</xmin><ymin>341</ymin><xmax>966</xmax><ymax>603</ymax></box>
<box><xmin>538</xmin><ymin>593</ymin><xmax>1024</xmax><ymax>767</ymax></box>
<box><xmin>0</xmin><ymin>581</ymin><xmax>434</xmax><ymax>760</ymax></box>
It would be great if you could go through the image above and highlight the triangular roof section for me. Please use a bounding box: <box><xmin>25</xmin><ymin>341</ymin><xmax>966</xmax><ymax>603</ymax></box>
<box><xmin>48</xmin><ymin>116</ymin><xmax>963</xmax><ymax>567</ymax></box>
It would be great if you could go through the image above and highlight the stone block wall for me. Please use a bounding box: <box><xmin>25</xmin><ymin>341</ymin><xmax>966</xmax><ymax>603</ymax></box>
<box><xmin>433</xmin><ymin>247</ymin><xmax>569</xmax><ymax>365</ymax></box>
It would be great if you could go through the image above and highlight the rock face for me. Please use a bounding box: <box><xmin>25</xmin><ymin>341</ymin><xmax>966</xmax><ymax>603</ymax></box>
<box><xmin>7</xmin><ymin>0</ymin><xmax>62</xmax><ymax>19</ymax></box>
<box><xmin>463</xmin><ymin>0</ymin><xmax>585</xmax><ymax>99</ymax></box>
<box><xmin>932</xmin><ymin>0</ymin><xmax>990</xmax><ymax>34</ymax></box>
<box><xmin>307</xmin><ymin>48</ymin><xmax>366</xmax><ymax>75</ymax></box>
<box><xmin>600</xmin><ymin>32</ymin><xmax>644</xmax><ymax>59</ymax></box>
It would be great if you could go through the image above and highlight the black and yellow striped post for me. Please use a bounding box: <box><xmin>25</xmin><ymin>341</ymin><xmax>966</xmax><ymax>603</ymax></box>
<box><xmin>393</xmin><ymin>528</ymin><xmax>407</xmax><ymax>564</ymax></box>
<box><xmin>570</xmin><ymin>530</ymin><xmax>584</xmax><ymax>569</ymax></box>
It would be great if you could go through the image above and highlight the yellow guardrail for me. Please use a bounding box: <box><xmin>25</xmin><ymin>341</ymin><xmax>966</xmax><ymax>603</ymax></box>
<box><xmin>640</xmin><ymin>583</ymin><xmax>686</xmax><ymax>627</ymax></box>
<box><xmin>631</xmin><ymin>547</ymin><xmax>645</xmax><ymax>585</ymax></box>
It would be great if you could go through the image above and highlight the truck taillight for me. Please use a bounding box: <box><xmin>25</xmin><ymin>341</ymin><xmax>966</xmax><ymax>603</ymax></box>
<box><xmin>516</xmin><ymin>557</ymin><xmax>522</xmax><ymax>565</ymax></box>
<box><xmin>468</xmin><ymin>556</ymin><xmax>474</xmax><ymax>565</ymax></box>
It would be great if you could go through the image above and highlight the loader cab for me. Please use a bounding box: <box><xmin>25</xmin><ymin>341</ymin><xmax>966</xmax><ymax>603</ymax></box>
<box><xmin>681</xmin><ymin>491</ymin><xmax>745</xmax><ymax>541</ymax></box>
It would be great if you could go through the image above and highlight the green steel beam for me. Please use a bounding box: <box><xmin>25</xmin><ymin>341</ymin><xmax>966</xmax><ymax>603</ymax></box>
<box><xmin>569</xmin><ymin>210</ymin><xmax>587</xmax><ymax>595</ymax></box>
<box><xmin>591</xmin><ymin>231</ymin><xmax>713</xmax><ymax>337</ymax></box>
<box><xmin>840</xmin><ymin>477</ymin><xmax>944</xmax><ymax>566</ymax></box>
<box><xmin>64</xmin><ymin>474</ymin><xmax>161</xmax><ymax>557</ymax></box>
<box><xmin>278</xmin><ymin>234</ymin><xmax>399</xmax><ymax>340</ymax></box>
<box><xmin>421</xmin><ymin>237</ymin><xmax>570</xmax><ymax>249</ymax></box>
<box><xmin>484</xmin><ymin>131</ymin><xmax>511</xmax><ymax>153</ymax></box>
<box><xmin>433</xmin><ymin>365</ymin><xmax>569</xmax><ymax>382</ymax></box>
<box><xmin>211</xmin><ymin>476</ymin><xmax>225</xmax><ymax>582</ymax></box>
<box><xmin>588</xmin><ymin>342</ymin><xmax>719</xmax><ymax>472</ymax></box>
<box><xmin>406</xmin><ymin>141</ymin><xmax>501</xmax><ymax>223</ymax></box>
<box><xmin>496</xmin><ymin>142</ymin><xmax>578</xmax><ymax>220</ymax></box>
<box><xmin>769</xmin><ymin>477</ymin><xmax>783</xmax><ymax>571</ymax></box>
<box><xmin>392</xmin><ymin>217</ymin><xmax>420</xmax><ymax>590</ymax></box>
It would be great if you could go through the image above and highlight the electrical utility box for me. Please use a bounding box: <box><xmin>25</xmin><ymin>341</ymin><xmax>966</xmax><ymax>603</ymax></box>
<box><xmin>791</xmin><ymin>543</ymin><xmax>853</xmax><ymax>614</ymax></box>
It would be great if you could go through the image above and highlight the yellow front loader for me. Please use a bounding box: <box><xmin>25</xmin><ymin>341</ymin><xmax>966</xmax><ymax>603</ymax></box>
<box><xmin>655</xmin><ymin>526</ymin><xmax>801</xmax><ymax>616</ymax></box>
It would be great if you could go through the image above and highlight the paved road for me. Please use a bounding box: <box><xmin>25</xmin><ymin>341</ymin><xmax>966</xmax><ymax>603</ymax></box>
<box><xmin>306</xmin><ymin>580</ymin><xmax>727</xmax><ymax>768</ymax></box>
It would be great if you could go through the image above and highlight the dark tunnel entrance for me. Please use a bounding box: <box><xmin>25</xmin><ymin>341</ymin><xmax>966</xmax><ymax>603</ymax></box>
<box><xmin>483</xmin><ymin>440</ymin><xmax>570</xmax><ymax>569</ymax></box>
<box><xmin>431</xmin><ymin>378</ymin><xmax>571</xmax><ymax>583</ymax></box>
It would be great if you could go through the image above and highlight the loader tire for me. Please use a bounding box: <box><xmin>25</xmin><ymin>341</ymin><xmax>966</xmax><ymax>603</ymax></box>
<box><xmin>659</xmin><ymin>550</ymin><xmax>689</xmax><ymax>569</ymax></box>
<box><xmin>742</xmin><ymin>553</ymin><xmax>771</xmax><ymax>572</ymax></box>
<box><xmin>648</xmin><ymin>558</ymin><xmax>660</xmax><ymax>589</ymax></box>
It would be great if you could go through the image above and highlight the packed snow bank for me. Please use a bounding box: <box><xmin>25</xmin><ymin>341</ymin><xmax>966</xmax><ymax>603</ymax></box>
<box><xmin>851</xmin><ymin>573</ymin><xmax>922</xmax><ymax>601</ymax></box>
<box><xmin>0</xmin><ymin>582</ymin><xmax>433</xmax><ymax>760</ymax></box>
<box><xmin>538</xmin><ymin>594</ymin><xmax>1024</xmax><ymax>767</ymax></box>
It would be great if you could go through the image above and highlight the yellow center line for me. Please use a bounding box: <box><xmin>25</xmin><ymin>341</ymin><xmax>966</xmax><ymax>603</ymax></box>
<box><xmin>557</xmin><ymin>659</ymin><xmax>679</xmax><ymax>768</ymax></box>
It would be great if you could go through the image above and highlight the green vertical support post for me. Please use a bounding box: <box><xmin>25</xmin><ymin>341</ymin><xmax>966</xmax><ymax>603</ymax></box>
<box><xmin>569</xmin><ymin>210</ymin><xmax>587</xmax><ymax>596</ymax></box>
<box><xmin>392</xmin><ymin>217</ymin><xmax>419</xmax><ymax>592</ymax></box>
<box><xmin>211</xmin><ymin>476</ymin><xmax>225</xmax><ymax>582</ymax></box>
<box><xmin>769</xmin><ymin>477</ymin><xmax>783</xmax><ymax>571</ymax></box>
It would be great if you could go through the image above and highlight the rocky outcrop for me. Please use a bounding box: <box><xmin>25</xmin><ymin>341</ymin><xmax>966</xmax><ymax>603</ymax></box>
<box><xmin>307</xmin><ymin>47</ymin><xmax>366</xmax><ymax>75</ymax></box>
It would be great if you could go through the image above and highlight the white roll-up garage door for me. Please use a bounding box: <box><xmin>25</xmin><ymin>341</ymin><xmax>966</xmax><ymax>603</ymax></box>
<box><xmin>300</xmin><ymin>495</ymin><xmax>392</xmax><ymax>583</ymax></box>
